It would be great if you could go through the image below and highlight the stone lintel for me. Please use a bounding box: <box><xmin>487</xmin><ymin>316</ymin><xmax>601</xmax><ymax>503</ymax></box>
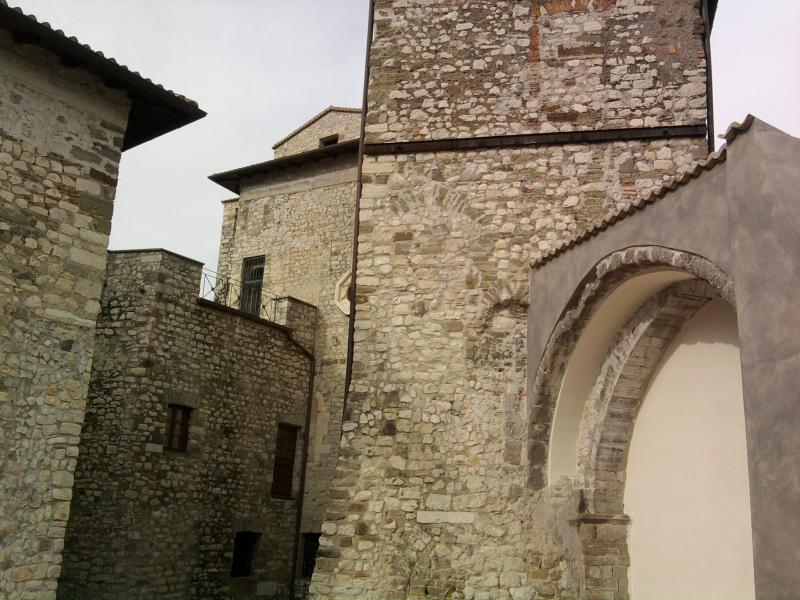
<box><xmin>416</xmin><ymin>511</ymin><xmax>476</xmax><ymax>524</ymax></box>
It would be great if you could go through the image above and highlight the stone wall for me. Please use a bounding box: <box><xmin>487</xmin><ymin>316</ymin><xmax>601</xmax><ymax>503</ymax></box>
<box><xmin>0</xmin><ymin>31</ymin><xmax>130</xmax><ymax>600</ymax></box>
<box><xmin>365</xmin><ymin>0</ymin><xmax>706</xmax><ymax>143</ymax></box>
<box><xmin>274</xmin><ymin>109</ymin><xmax>361</xmax><ymax>158</ymax></box>
<box><xmin>216</xmin><ymin>152</ymin><xmax>358</xmax><ymax>562</ymax></box>
<box><xmin>311</xmin><ymin>1</ymin><xmax>710</xmax><ymax>598</ymax></box>
<box><xmin>58</xmin><ymin>250</ymin><xmax>315</xmax><ymax>600</ymax></box>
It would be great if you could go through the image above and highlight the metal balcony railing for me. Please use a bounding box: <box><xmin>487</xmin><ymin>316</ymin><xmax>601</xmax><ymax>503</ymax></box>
<box><xmin>200</xmin><ymin>267</ymin><xmax>279</xmax><ymax>323</ymax></box>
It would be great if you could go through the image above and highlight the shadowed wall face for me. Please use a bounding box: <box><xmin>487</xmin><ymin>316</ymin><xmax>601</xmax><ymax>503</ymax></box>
<box><xmin>58</xmin><ymin>251</ymin><xmax>313</xmax><ymax>600</ymax></box>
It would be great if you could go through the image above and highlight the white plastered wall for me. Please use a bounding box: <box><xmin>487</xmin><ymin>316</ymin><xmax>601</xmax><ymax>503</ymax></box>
<box><xmin>624</xmin><ymin>300</ymin><xmax>755</xmax><ymax>600</ymax></box>
<box><xmin>548</xmin><ymin>269</ymin><xmax>693</xmax><ymax>481</ymax></box>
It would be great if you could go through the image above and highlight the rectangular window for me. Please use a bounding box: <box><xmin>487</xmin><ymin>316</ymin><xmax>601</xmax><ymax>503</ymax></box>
<box><xmin>271</xmin><ymin>423</ymin><xmax>299</xmax><ymax>499</ymax></box>
<box><xmin>240</xmin><ymin>255</ymin><xmax>265</xmax><ymax>316</ymax></box>
<box><xmin>165</xmin><ymin>404</ymin><xmax>191</xmax><ymax>451</ymax></box>
<box><xmin>230</xmin><ymin>531</ymin><xmax>260</xmax><ymax>578</ymax></box>
<box><xmin>319</xmin><ymin>134</ymin><xmax>339</xmax><ymax>147</ymax></box>
<box><xmin>301</xmin><ymin>532</ymin><xmax>321</xmax><ymax>578</ymax></box>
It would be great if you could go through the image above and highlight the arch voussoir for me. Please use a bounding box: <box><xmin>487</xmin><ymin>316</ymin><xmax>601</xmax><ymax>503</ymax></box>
<box><xmin>528</xmin><ymin>247</ymin><xmax>735</xmax><ymax>491</ymax></box>
<box><xmin>573</xmin><ymin>279</ymin><xmax>721</xmax><ymax>599</ymax></box>
<box><xmin>529</xmin><ymin>248</ymin><xmax>735</xmax><ymax>600</ymax></box>
<box><xmin>579</xmin><ymin>279</ymin><xmax>718</xmax><ymax>513</ymax></box>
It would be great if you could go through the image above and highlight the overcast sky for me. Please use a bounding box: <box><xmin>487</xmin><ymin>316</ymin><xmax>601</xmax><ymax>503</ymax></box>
<box><xmin>12</xmin><ymin>0</ymin><xmax>800</xmax><ymax>272</ymax></box>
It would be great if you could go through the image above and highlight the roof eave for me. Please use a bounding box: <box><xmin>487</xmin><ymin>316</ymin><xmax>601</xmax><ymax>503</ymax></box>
<box><xmin>709</xmin><ymin>0</ymin><xmax>718</xmax><ymax>29</ymax></box>
<box><xmin>0</xmin><ymin>3</ymin><xmax>206</xmax><ymax>151</ymax></box>
<box><xmin>209</xmin><ymin>139</ymin><xmax>360</xmax><ymax>194</ymax></box>
<box><xmin>122</xmin><ymin>95</ymin><xmax>206</xmax><ymax>151</ymax></box>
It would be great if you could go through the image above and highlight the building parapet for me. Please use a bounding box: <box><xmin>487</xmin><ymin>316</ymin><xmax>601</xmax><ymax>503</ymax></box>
<box><xmin>109</xmin><ymin>249</ymin><xmax>318</xmax><ymax>356</ymax></box>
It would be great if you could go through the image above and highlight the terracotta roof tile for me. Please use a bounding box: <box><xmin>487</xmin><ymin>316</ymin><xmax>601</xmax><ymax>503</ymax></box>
<box><xmin>0</xmin><ymin>1</ymin><xmax>205</xmax><ymax>149</ymax></box>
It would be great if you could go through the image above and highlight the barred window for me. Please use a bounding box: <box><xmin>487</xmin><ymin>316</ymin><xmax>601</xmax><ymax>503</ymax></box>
<box><xmin>241</xmin><ymin>255</ymin><xmax>265</xmax><ymax>316</ymax></box>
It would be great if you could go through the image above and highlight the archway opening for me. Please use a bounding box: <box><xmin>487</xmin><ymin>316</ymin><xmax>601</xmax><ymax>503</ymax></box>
<box><xmin>530</xmin><ymin>249</ymin><xmax>752</xmax><ymax>598</ymax></box>
<box><xmin>548</xmin><ymin>269</ymin><xmax>693</xmax><ymax>482</ymax></box>
<box><xmin>624</xmin><ymin>299</ymin><xmax>754</xmax><ymax>599</ymax></box>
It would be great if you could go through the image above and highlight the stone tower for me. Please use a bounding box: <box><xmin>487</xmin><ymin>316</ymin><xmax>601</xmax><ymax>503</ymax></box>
<box><xmin>0</xmin><ymin>5</ymin><xmax>203</xmax><ymax>598</ymax></box>
<box><xmin>311</xmin><ymin>1</ymin><xmax>713</xmax><ymax>598</ymax></box>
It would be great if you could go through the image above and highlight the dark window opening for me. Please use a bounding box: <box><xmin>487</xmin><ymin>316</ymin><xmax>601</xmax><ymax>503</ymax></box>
<box><xmin>319</xmin><ymin>134</ymin><xmax>339</xmax><ymax>147</ymax></box>
<box><xmin>230</xmin><ymin>531</ymin><xmax>260</xmax><ymax>578</ymax></box>
<box><xmin>240</xmin><ymin>255</ymin><xmax>265</xmax><ymax>316</ymax></box>
<box><xmin>301</xmin><ymin>533</ymin><xmax>321</xmax><ymax>578</ymax></box>
<box><xmin>165</xmin><ymin>404</ymin><xmax>191</xmax><ymax>451</ymax></box>
<box><xmin>271</xmin><ymin>423</ymin><xmax>299</xmax><ymax>499</ymax></box>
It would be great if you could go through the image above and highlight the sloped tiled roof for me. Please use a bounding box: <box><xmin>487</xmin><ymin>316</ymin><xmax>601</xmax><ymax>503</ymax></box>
<box><xmin>210</xmin><ymin>138</ymin><xmax>359</xmax><ymax>194</ymax></box>
<box><xmin>532</xmin><ymin>115</ymin><xmax>755</xmax><ymax>269</ymax></box>
<box><xmin>0</xmin><ymin>1</ymin><xmax>205</xmax><ymax>150</ymax></box>
<box><xmin>272</xmin><ymin>105</ymin><xmax>362</xmax><ymax>150</ymax></box>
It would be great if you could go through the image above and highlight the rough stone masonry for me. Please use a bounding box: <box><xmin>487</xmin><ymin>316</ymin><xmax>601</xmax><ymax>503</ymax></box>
<box><xmin>0</xmin><ymin>6</ymin><xmax>203</xmax><ymax>598</ymax></box>
<box><xmin>310</xmin><ymin>1</ymin><xmax>710</xmax><ymax>599</ymax></box>
<box><xmin>57</xmin><ymin>250</ymin><xmax>315</xmax><ymax>600</ymax></box>
<box><xmin>56</xmin><ymin>105</ymin><xmax>361</xmax><ymax>599</ymax></box>
<box><xmin>0</xmin><ymin>30</ymin><xmax>130</xmax><ymax>600</ymax></box>
<box><xmin>215</xmin><ymin>107</ymin><xmax>361</xmax><ymax>542</ymax></box>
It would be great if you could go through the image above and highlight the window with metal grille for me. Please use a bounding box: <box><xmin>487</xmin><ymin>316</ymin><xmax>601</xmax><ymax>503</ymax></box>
<box><xmin>271</xmin><ymin>423</ymin><xmax>299</xmax><ymax>499</ymax></box>
<box><xmin>319</xmin><ymin>133</ymin><xmax>339</xmax><ymax>147</ymax></box>
<box><xmin>240</xmin><ymin>255</ymin><xmax>265</xmax><ymax>316</ymax></box>
<box><xmin>165</xmin><ymin>404</ymin><xmax>191</xmax><ymax>451</ymax></box>
<box><xmin>230</xmin><ymin>531</ymin><xmax>260</xmax><ymax>578</ymax></box>
<box><xmin>301</xmin><ymin>533</ymin><xmax>321</xmax><ymax>579</ymax></box>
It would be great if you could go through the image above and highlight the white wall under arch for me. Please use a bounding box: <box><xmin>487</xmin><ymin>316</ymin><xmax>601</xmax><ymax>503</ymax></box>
<box><xmin>548</xmin><ymin>269</ymin><xmax>693</xmax><ymax>482</ymax></box>
<box><xmin>625</xmin><ymin>299</ymin><xmax>755</xmax><ymax>600</ymax></box>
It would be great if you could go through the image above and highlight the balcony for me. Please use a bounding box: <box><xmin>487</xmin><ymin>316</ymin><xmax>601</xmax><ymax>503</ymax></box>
<box><xmin>199</xmin><ymin>267</ymin><xmax>279</xmax><ymax>323</ymax></box>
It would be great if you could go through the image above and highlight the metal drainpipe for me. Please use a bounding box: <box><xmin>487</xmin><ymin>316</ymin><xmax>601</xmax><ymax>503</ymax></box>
<box><xmin>289</xmin><ymin>339</ymin><xmax>315</xmax><ymax>599</ymax></box>
<box><xmin>702</xmin><ymin>0</ymin><xmax>716</xmax><ymax>154</ymax></box>
<box><xmin>343</xmin><ymin>0</ymin><xmax>375</xmax><ymax>414</ymax></box>
<box><xmin>291</xmin><ymin>2</ymin><xmax>374</xmax><ymax>592</ymax></box>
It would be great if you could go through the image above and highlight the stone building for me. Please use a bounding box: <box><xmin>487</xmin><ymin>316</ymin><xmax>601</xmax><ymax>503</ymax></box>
<box><xmin>4</xmin><ymin>1</ymin><xmax>800</xmax><ymax>599</ymax></box>
<box><xmin>306</xmin><ymin>0</ymin><xmax>800</xmax><ymax>599</ymax></box>
<box><xmin>56</xmin><ymin>106</ymin><xmax>362</xmax><ymax>600</ymax></box>
<box><xmin>58</xmin><ymin>250</ymin><xmax>316</xmax><ymax>599</ymax></box>
<box><xmin>0</xmin><ymin>3</ymin><xmax>203</xmax><ymax>599</ymax></box>
<box><xmin>210</xmin><ymin>105</ymin><xmax>361</xmax><ymax>549</ymax></box>
<box><xmin>305</xmin><ymin>1</ymin><xmax>798</xmax><ymax>599</ymax></box>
